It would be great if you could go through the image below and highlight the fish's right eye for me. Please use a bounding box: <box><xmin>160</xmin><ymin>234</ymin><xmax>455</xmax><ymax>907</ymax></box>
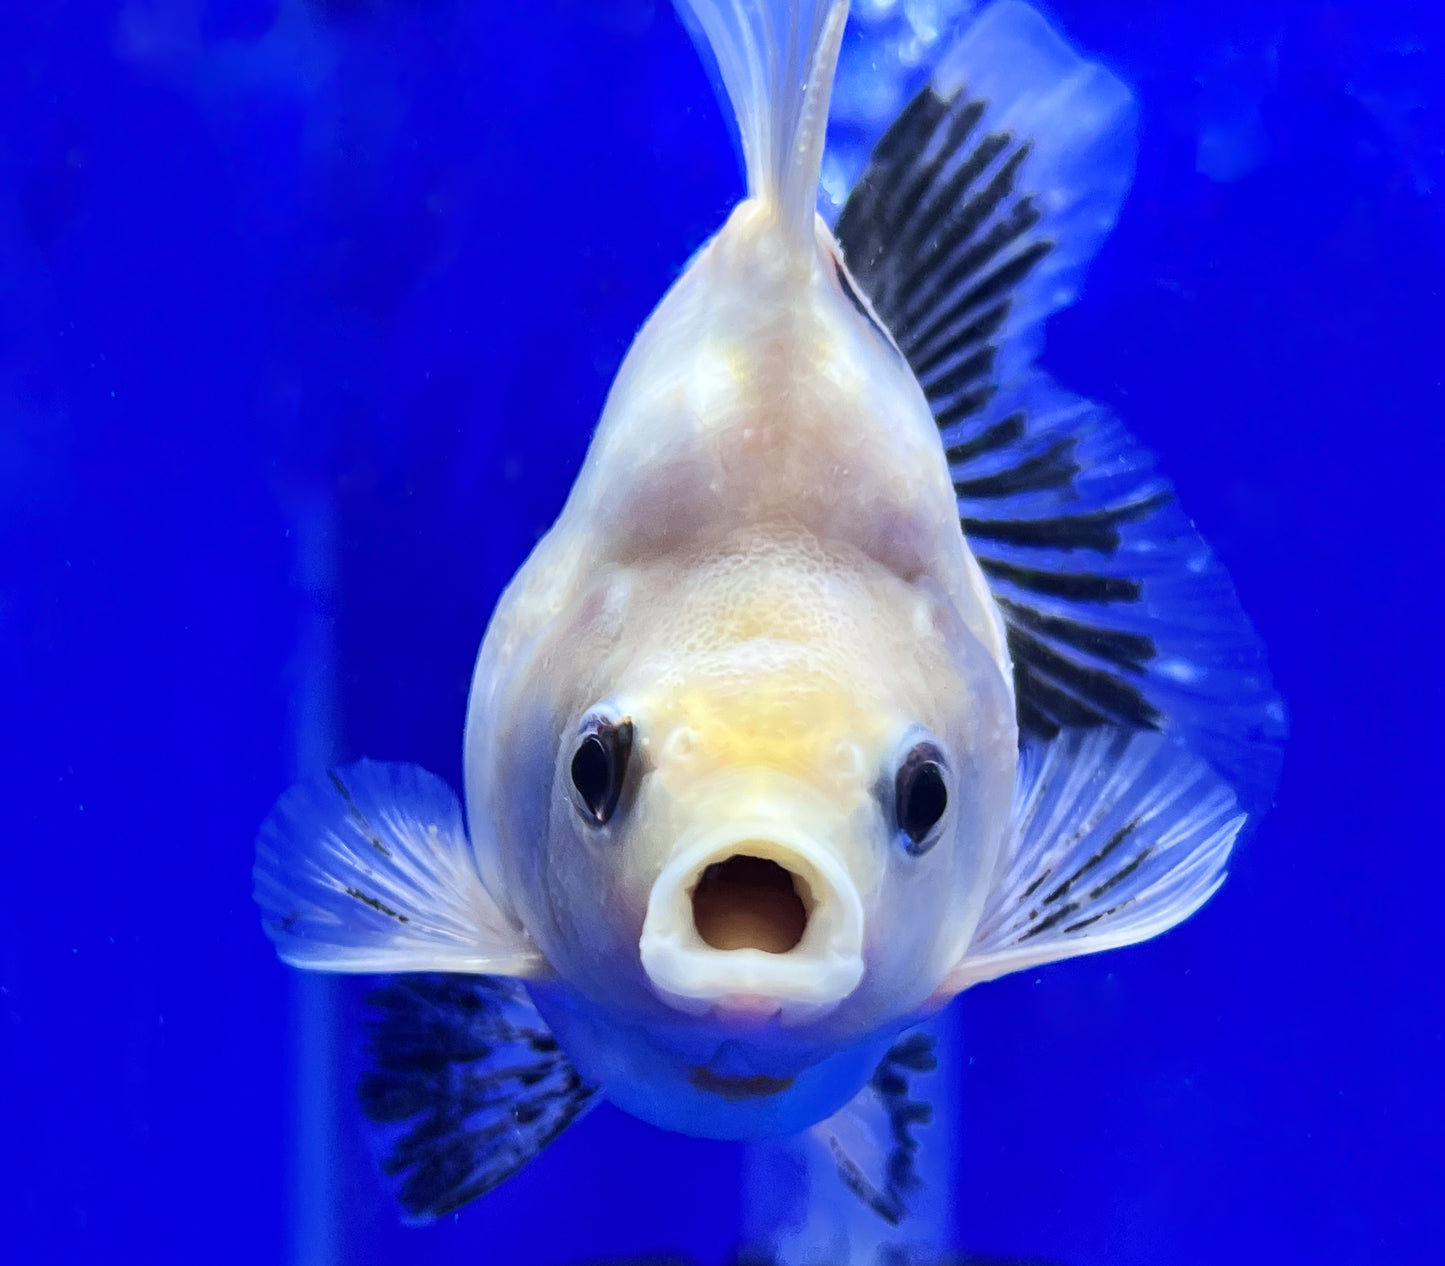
<box><xmin>570</xmin><ymin>715</ymin><xmax>634</xmax><ymax>826</ymax></box>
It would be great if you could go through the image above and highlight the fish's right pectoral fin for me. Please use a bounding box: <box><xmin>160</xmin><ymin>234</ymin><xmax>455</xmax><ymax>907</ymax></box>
<box><xmin>253</xmin><ymin>760</ymin><xmax>543</xmax><ymax>977</ymax></box>
<box><xmin>939</xmin><ymin>728</ymin><xmax>1245</xmax><ymax>998</ymax></box>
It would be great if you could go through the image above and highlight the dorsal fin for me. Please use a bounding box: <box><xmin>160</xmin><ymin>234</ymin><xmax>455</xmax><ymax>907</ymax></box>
<box><xmin>833</xmin><ymin>2</ymin><xmax>1285</xmax><ymax>814</ymax></box>
<box><xmin>676</xmin><ymin>0</ymin><xmax>849</xmax><ymax>245</ymax></box>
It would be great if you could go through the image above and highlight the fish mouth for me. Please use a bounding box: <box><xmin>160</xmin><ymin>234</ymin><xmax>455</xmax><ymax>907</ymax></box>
<box><xmin>692</xmin><ymin>855</ymin><xmax>809</xmax><ymax>954</ymax></box>
<box><xmin>638</xmin><ymin>825</ymin><xmax>865</xmax><ymax>1022</ymax></box>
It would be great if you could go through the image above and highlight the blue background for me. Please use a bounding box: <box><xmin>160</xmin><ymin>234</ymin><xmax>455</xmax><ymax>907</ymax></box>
<box><xmin>2</xmin><ymin>1</ymin><xmax>1441</xmax><ymax>1263</ymax></box>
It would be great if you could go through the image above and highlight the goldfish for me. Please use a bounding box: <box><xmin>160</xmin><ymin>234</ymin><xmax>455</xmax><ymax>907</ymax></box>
<box><xmin>255</xmin><ymin>0</ymin><xmax>1283</xmax><ymax>1222</ymax></box>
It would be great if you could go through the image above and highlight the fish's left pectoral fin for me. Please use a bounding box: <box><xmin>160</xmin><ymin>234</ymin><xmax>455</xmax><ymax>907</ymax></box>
<box><xmin>814</xmin><ymin>1032</ymin><xmax>939</xmax><ymax>1226</ymax></box>
<box><xmin>362</xmin><ymin>974</ymin><xmax>598</xmax><ymax>1220</ymax></box>
<box><xmin>253</xmin><ymin>760</ymin><xmax>543</xmax><ymax>977</ymax></box>
<box><xmin>940</xmin><ymin>727</ymin><xmax>1244</xmax><ymax>997</ymax></box>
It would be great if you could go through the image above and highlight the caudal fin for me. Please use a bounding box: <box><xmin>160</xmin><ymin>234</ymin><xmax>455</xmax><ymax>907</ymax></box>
<box><xmin>676</xmin><ymin>0</ymin><xmax>848</xmax><ymax>244</ymax></box>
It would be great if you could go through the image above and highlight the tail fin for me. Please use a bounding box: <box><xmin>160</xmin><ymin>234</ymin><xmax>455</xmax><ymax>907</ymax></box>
<box><xmin>676</xmin><ymin>0</ymin><xmax>849</xmax><ymax>244</ymax></box>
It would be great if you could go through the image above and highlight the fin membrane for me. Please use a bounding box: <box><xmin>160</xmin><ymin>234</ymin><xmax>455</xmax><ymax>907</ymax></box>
<box><xmin>946</xmin><ymin>727</ymin><xmax>1243</xmax><ymax>994</ymax></box>
<box><xmin>254</xmin><ymin>760</ymin><xmax>541</xmax><ymax>976</ymax></box>
<box><xmin>833</xmin><ymin>1</ymin><xmax>1283</xmax><ymax>810</ymax></box>
<box><xmin>817</xmin><ymin>1032</ymin><xmax>938</xmax><ymax>1226</ymax></box>
<box><xmin>675</xmin><ymin>0</ymin><xmax>847</xmax><ymax>241</ymax></box>
<box><xmin>360</xmin><ymin>974</ymin><xmax>598</xmax><ymax>1220</ymax></box>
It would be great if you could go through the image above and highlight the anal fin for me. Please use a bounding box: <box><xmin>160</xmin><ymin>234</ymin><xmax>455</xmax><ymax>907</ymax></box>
<box><xmin>815</xmin><ymin>1032</ymin><xmax>939</xmax><ymax>1226</ymax></box>
<box><xmin>360</xmin><ymin>974</ymin><xmax>598</xmax><ymax>1220</ymax></box>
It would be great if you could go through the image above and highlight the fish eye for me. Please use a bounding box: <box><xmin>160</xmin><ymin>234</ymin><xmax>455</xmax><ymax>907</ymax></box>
<box><xmin>894</xmin><ymin>741</ymin><xmax>948</xmax><ymax>856</ymax></box>
<box><xmin>570</xmin><ymin>713</ymin><xmax>634</xmax><ymax>826</ymax></box>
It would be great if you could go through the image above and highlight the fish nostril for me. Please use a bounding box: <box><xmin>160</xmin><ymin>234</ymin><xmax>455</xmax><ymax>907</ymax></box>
<box><xmin>691</xmin><ymin>855</ymin><xmax>809</xmax><ymax>953</ymax></box>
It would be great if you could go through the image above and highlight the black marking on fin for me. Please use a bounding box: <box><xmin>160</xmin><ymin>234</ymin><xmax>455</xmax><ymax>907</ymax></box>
<box><xmin>1007</xmin><ymin>624</ymin><xmax>1161</xmax><ymax>731</ymax></box>
<box><xmin>979</xmin><ymin>558</ymin><xmax>1142</xmax><ymax>604</ymax></box>
<box><xmin>345</xmin><ymin>887</ymin><xmax>409</xmax><ymax>923</ymax></box>
<box><xmin>1012</xmin><ymin>803</ymin><xmax>1159</xmax><ymax>943</ymax></box>
<box><xmin>830</xmin><ymin>1033</ymin><xmax>938</xmax><ymax>1226</ymax></box>
<box><xmin>1019</xmin><ymin>900</ymin><xmax>1081</xmax><ymax>940</ymax></box>
<box><xmin>998</xmin><ymin>598</ymin><xmax>1155</xmax><ymax>673</ymax></box>
<box><xmin>835</xmin><ymin>77</ymin><xmax>1283</xmax><ymax>799</ymax></box>
<box><xmin>1043</xmin><ymin>821</ymin><xmax>1137</xmax><ymax>903</ymax></box>
<box><xmin>360</xmin><ymin>975</ymin><xmax>597</xmax><ymax>1220</ymax></box>
<box><xmin>944</xmin><ymin>411</ymin><xmax>1024</xmax><ymax>465</ymax></box>
<box><xmin>963</xmin><ymin>489</ymin><xmax>1170</xmax><ymax>553</ymax></box>
<box><xmin>1088</xmin><ymin>844</ymin><xmax>1156</xmax><ymax>899</ymax></box>
<box><xmin>952</xmin><ymin>436</ymin><xmax>1078</xmax><ymax>500</ymax></box>
<box><xmin>327</xmin><ymin>768</ymin><xmax>393</xmax><ymax>858</ymax></box>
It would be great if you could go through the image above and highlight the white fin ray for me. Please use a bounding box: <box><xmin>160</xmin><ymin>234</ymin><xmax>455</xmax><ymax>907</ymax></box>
<box><xmin>675</xmin><ymin>0</ymin><xmax>849</xmax><ymax>243</ymax></box>
<box><xmin>942</xmin><ymin>728</ymin><xmax>1244</xmax><ymax>995</ymax></box>
<box><xmin>254</xmin><ymin>760</ymin><xmax>543</xmax><ymax>976</ymax></box>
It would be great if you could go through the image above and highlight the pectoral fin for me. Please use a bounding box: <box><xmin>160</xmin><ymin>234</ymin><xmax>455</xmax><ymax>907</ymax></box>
<box><xmin>941</xmin><ymin>727</ymin><xmax>1244</xmax><ymax>997</ymax></box>
<box><xmin>253</xmin><ymin>760</ymin><xmax>542</xmax><ymax>977</ymax></box>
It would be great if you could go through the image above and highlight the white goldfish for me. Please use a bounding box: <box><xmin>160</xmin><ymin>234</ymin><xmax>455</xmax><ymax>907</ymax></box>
<box><xmin>256</xmin><ymin>0</ymin><xmax>1282</xmax><ymax>1221</ymax></box>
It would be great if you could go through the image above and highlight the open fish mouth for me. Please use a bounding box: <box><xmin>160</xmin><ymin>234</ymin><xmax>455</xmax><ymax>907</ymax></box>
<box><xmin>638</xmin><ymin>825</ymin><xmax>865</xmax><ymax>1021</ymax></box>
<box><xmin>692</xmin><ymin>855</ymin><xmax>809</xmax><ymax>953</ymax></box>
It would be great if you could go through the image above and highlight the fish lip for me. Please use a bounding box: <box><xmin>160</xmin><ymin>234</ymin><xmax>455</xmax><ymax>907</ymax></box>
<box><xmin>687</xmin><ymin>1066</ymin><xmax>796</xmax><ymax>1101</ymax></box>
<box><xmin>638</xmin><ymin>823</ymin><xmax>865</xmax><ymax>1023</ymax></box>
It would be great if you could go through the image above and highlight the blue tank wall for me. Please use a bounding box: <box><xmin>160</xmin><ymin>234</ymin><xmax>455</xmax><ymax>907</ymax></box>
<box><xmin>1</xmin><ymin>2</ymin><xmax>1440</xmax><ymax>1264</ymax></box>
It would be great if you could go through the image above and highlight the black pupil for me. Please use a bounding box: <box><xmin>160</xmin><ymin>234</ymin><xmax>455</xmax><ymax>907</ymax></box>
<box><xmin>897</xmin><ymin>747</ymin><xmax>947</xmax><ymax>853</ymax></box>
<box><xmin>570</xmin><ymin>720</ymin><xmax>631</xmax><ymax>825</ymax></box>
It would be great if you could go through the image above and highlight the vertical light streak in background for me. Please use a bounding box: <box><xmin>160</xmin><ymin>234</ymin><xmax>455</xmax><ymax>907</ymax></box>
<box><xmin>744</xmin><ymin>1014</ymin><xmax>958</xmax><ymax>1265</ymax></box>
<box><xmin>286</xmin><ymin>496</ymin><xmax>340</xmax><ymax>1266</ymax></box>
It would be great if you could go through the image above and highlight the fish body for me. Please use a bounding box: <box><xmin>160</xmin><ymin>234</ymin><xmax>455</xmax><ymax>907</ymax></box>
<box><xmin>256</xmin><ymin>0</ymin><xmax>1283</xmax><ymax>1220</ymax></box>
<box><xmin>458</xmin><ymin>13</ymin><xmax>1018</xmax><ymax>1138</ymax></box>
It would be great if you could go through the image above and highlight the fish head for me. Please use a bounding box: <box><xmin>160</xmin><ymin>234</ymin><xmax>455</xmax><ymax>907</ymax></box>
<box><xmin>475</xmin><ymin>527</ymin><xmax>1016</xmax><ymax>1047</ymax></box>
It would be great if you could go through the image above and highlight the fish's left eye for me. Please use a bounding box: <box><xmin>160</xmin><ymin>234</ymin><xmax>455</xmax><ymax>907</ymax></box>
<box><xmin>895</xmin><ymin>742</ymin><xmax>948</xmax><ymax>856</ymax></box>
<box><xmin>570</xmin><ymin>715</ymin><xmax>634</xmax><ymax>826</ymax></box>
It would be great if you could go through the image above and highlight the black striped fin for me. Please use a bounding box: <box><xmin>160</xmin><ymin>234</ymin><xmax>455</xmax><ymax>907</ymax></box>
<box><xmin>835</xmin><ymin>83</ymin><xmax>1049</xmax><ymax>418</ymax></box>
<box><xmin>360</xmin><ymin>974</ymin><xmax>597</xmax><ymax>1220</ymax></box>
<box><xmin>949</xmin><ymin>377</ymin><xmax>1283</xmax><ymax>810</ymax></box>
<box><xmin>831</xmin><ymin>3</ymin><xmax>1283</xmax><ymax>810</ymax></box>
